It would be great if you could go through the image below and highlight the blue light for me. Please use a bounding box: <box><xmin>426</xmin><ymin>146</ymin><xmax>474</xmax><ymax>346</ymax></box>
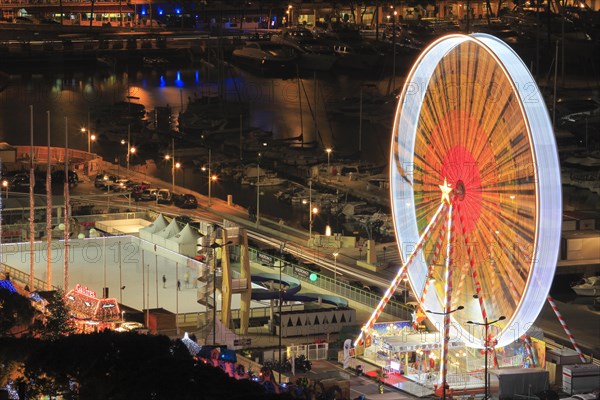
<box><xmin>141</xmin><ymin>7</ymin><xmax>146</xmax><ymax>16</ymax></box>
<box><xmin>195</xmin><ymin>70</ymin><xmax>199</xmax><ymax>83</ymax></box>
<box><xmin>175</xmin><ymin>71</ymin><xmax>183</xmax><ymax>87</ymax></box>
<box><xmin>158</xmin><ymin>9</ymin><xmax>163</xmax><ymax>15</ymax></box>
<box><xmin>159</xmin><ymin>75</ymin><xmax>165</xmax><ymax>87</ymax></box>
<box><xmin>175</xmin><ymin>8</ymin><xmax>181</xmax><ymax>14</ymax></box>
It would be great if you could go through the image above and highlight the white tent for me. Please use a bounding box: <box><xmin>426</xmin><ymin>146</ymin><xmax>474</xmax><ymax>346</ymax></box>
<box><xmin>153</xmin><ymin>218</ymin><xmax>181</xmax><ymax>247</ymax></box>
<box><xmin>166</xmin><ymin>224</ymin><xmax>201</xmax><ymax>257</ymax></box>
<box><xmin>139</xmin><ymin>214</ymin><xmax>168</xmax><ymax>241</ymax></box>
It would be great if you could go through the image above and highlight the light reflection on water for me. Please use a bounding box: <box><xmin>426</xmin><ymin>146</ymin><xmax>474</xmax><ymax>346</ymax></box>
<box><xmin>1</xmin><ymin>64</ymin><xmax>597</xmax><ymax>227</ymax></box>
<box><xmin>0</xmin><ymin>65</ymin><xmax>392</xmax><ymax>161</ymax></box>
<box><xmin>0</xmin><ymin>64</ymin><xmax>394</xmax><ymax>229</ymax></box>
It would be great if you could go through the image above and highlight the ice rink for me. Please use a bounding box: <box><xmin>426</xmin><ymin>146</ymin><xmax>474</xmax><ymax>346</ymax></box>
<box><xmin>2</xmin><ymin>236</ymin><xmax>267</xmax><ymax>315</ymax></box>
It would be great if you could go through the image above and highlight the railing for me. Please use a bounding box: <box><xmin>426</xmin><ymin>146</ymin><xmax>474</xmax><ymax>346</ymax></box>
<box><xmin>248</xmin><ymin>247</ymin><xmax>411</xmax><ymax>320</ymax></box>
<box><xmin>176</xmin><ymin>303</ymin><xmax>305</xmax><ymax>328</ymax></box>
<box><xmin>289</xmin><ymin>343</ymin><xmax>329</xmax><ymax>361</ymax></box>
<box><xmin>1</xmin><ymin>263</ymin><xmax>56</xmax><ymax>291</ymax></box>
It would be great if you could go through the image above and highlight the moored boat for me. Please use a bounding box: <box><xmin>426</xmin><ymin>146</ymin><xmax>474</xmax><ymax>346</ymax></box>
<box><xmin>232</xmin><ymin>41</ymin><xmax>297</xmax><ymax>72</ymax></box>
<box><xmin>571</xmin><ymin>276</ymin><xmax>600</xmax><ymax>296</ymax></box>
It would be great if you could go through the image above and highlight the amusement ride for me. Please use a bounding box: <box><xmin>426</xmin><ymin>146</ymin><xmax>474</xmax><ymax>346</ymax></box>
<box><xmin>354</xmin><ymin>33</ymin><xmax>587</xmax><ymax>395</ymax></box>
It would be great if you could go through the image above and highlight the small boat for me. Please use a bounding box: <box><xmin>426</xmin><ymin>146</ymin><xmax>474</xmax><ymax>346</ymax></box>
<box><xmin>571</xmin><ymin>276</ymin><xmax>600</xmax><ymax>296</ymax></box>
<box><xmin>271</xmin><ymin>27</ymin><xmax>337</xmax><ymax>71</ymax></box>
<box><xmin>143</xmin><ymin>56</ymin><xmax>169</xmax><ymax>68</ymax></box>
<box><xmin>96</xmin><ymin>56</ymin><xmax>116</xmax><ymax>69</ymax></box>
<box><xmin>242</xmin><ymin>175</ymin><xmax>287</xmax><ymax>187</ymax></box>
<box><xmin>232</xmin><ymin>41</ymin><xmax>297</xmax><ymax>72</ymax></box>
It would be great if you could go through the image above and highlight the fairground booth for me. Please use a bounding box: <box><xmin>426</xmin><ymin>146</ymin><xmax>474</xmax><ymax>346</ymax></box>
<box><xmin>65</xmin><ymin>284</ymin><xmax>121</xmax><ymax>332</ymax></box>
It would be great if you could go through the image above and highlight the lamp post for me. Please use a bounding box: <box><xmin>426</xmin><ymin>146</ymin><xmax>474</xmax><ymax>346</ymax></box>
<box><xmin>467</xmin><ymin>316</ymin><xmax>506</xmax><ymax>399</ymax></box>
<box><xmin>208</xmin><ymin>149</ymin><xmax>212</xmax><ymax>206</ymax></box>
<box><xmin>325</xmin><ymin>147</ymin><xmax>332</xmax><ymax>177</ymax></box>
<box><xmin>278</xmin><ymin>240</ymin><xmax>286</xmax><ymax>368</ymax></box>
<box><xmin>81</xmin><ymin>111</ymin><xmax>91</xmax><ymax>153</ymax></box>
<box><xmin>305</xmin><ymin>179</ymin><xmax>319</xmax><ymax>242</ymax></box>
<box><xmin>256</xmin><ymin>153</ymin><xmax>261</xmax><ymax>227</ymax></box>
<box><xmin>426</xmin><ymin>305</ymin><xmax>465</xmax><ymax>400</ymax></box>
<box><xmin>2</xmin><ymin>180</ymin><xmax>8</xmax><ymax>198</ymax></box>
<box><xmin>332</xmin><ymin>252</ymin><xmax>339</xmax><ymax>284</ymax></box>
<box><xmin>90</xmin><ymin>134</ymin><xmax>96</xmax><ymax>153</ymax></box>
<box><xmin>165</xmin><ymin>138</ymin><xmax>176</xmax><ymax>192</ymax></box>
<box><xmin>209</xmin><ymin>240</ymin><xmax>232</xmax><ymax>345</ymax></box>
<box><xmin>121</xmin><ymin>136</ymin><xmax>135</xmax><ymax>178</ymax></box>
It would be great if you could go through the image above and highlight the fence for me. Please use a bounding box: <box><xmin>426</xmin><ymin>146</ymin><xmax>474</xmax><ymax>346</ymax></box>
<box><xmin>289</xmin><ymin>343</ymin><xmax>329</xmax><ymax>361</ymax></box>
<box><xmin>248</xmin><ymin>247</ymin><xmax>412</xmax><ymax>320</ymax></box>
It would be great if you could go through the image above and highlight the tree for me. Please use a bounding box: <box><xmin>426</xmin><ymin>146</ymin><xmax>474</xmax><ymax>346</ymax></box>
<box><xmin>37</xmin><ymin>290</ymin><xmax>75</xmax><ymax>340</ymax></box>
<box><xmin>0</xmin><ymin>289</ymin><xmax>35</xmax><ymax>337</ymax></box>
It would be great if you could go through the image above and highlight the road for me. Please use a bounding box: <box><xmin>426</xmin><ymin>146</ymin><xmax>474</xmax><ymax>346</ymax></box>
<box><xmin>69</xmin><ymin>166</ymin><xmax>600</xmax><ymax>360</ymax></box>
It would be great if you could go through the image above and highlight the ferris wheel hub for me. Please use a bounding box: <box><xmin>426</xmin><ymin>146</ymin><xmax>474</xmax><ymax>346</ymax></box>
<box><xmin>455</xmin><ymin>180</ymin><xmax>466</xmax><ymax>201</ymax></box>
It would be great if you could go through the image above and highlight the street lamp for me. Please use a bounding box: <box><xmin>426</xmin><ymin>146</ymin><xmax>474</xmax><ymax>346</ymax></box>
<box><xmin>121</xmin><ymin>126</ymin><xmax>135</xmax><ymax>178</ymax></box>
<box><xmin>278</xmin><ymin>240</ymin><xmax>286</xmax><ymax>368</ymax></box>
<box><xmin>209</xmin><ymin>240</ymin><xmax>232</xmax><ymax>346</ymax></box>
<box><xmin>81</xmin><ymin>111</ymin><xmax>92</xmax><ymax>153</ymax></box>
<box><xmin>332</xmin><ymin>252</ymin><xmax>339</xmax><ymax>283</ymax></box>
<box><xmin>467</xmin><ymin>316</ymin><xmax>506</xmax><ymax>399</ymax></box>
<box><xmin>255</xmin><ymin>152</ymin><xmax>262</xmax><ymax>227</ymax></box>
<box><xmin>164</xmin><ymin>140</ymin><xmax>181</xmax><ymax>193</ymax></box>
<box><xmin>207</xmin><ymin>149</ymin><xmax>212</xmax><ymax>206</ymax></box>
<box><xmin>426</xmin><ymin>305</ymin><xmax>465</xmax><ymax>400</ymax></box>
<box><xmin>2</xmin><ymin>180</ymin><xmax>8</xmax><ymax>198</ymax></box>
<box><xmin>325</xmin><ymin>147</ymin><xmax>332</xmax><ymax>177</ymax></box>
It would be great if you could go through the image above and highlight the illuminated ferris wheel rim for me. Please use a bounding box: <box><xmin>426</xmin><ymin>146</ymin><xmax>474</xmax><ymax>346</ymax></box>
<box><xmin>389</xmin><ymin>33</ymin><xmax>562</xmax><ymax>348</ymax></box>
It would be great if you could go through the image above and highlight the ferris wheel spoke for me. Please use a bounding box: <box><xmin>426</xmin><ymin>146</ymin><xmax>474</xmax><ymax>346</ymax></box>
<box><xmin>455</xmin><ymin>203</ymin><xmax>490</xmax><ymax>324</ymax></box>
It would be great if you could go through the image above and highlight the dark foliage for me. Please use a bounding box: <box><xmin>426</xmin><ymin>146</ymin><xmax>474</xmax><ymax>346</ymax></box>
<box><xmin>0</xmin><ymin>289</ymin><xmax>35</xmax><ymax>336</ymax></box>
<box><xmin>0</xmin><ymin>332</ymin><xmax>283</xmax><ymax>399</ymax></box>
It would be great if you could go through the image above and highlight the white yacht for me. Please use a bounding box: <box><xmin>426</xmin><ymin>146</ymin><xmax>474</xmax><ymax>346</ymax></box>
<box><xmin>232</xmin><ymin>41</ymin><xmax>297</xmax><ymax>71</ymax></box>
<box><xmin>271</xmin><ymin>27</ymin><xmax>337</xmax><ymax>71</ymax></box>
<box><xmin>571</xmin><ymin>276</ymin><xmax>600</xmax><ymax>296</ymax></box>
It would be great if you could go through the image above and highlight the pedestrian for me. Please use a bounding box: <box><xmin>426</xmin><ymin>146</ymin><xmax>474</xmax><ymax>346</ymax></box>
<box><xmin>184</xmin><ymin>271</ymin><xmax>190</xmax><ymax>288</ymax></box>
<box><xmin>162</xmin><ymin>274</ymin><xmax>166</xmax><ymax>288</ymax></box>
<box><xmin>177</xmin><ymin>280</ymin><xmax>181</xmax><ymax>291</ymax></box>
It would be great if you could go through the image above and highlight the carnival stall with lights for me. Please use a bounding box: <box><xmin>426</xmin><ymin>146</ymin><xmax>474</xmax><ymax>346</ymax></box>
<box><xmin>351</xmin><ymin>33</ymin><xmax>587</xmax><ymax>397</ymax></box>
<box><xmin>65</xmin><ymin>284</ymin><xmax>121</xmax><ymax>332</ymax></box>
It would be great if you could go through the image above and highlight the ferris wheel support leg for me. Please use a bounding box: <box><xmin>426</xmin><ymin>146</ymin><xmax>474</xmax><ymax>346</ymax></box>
<box><xmin>521</xmin><ymin>335</ymin><xmax>537</xmax><ymax>367</ymax></box>
<box><xmin>440</xmin><ymin>203</ymin><xmax>456</xmax><ymax>397</ymax></box>
<box><xmin>547</xmin><ymin>296</ymin><xmax>587</xmax><ymax>363</ymax></box>
<box><xmin>417</xmin><ymin>223</ymin><xmax>447</xmax><ymax>310</ymax></box>
<box><xmin>354</xmin><ymin>202</ymin><xmax>448</xmax><ymax>347</ymax></box>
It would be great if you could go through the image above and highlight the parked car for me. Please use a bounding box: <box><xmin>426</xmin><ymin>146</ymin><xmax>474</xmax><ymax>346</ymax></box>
<box><xmin>115</xmin><ymin>321</ymin><xmax>146</xmax><ymax>332</ymax></box>
<box><xmin>173</xmin><ymin>193</ymin><xmax>198</xmax><ymax>209</ymax></box>
<box><xmin>140</xmin><ymin>188</ymin><xmax>159</xmax><ymax>201</ymax></box>
<box><xmin>9</xmin><ymin>173</ymin><xmax>32</xmax><ymax>191</ymax></box>
<box><xmin>156</xmin><ymin>189</ymin><xmax>172</xmax><ymax>204</ymax></box>
<box><xmin>51</xmin><ymin>170</ymin><xmax>78</xmax><ymax>186</ymax></box>
<box><xmin>110</xmin><ymin>179</ymin><xmax>132</xmax><ymax>192</ymax></box>
<box><xmin>94</xmin><ymin>173</ymin><xmax>117</xmax><ymax>188</ymax></box>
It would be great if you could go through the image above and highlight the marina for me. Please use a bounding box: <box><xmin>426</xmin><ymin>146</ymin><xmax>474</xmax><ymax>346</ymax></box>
<box><xmin>0</xmin><ymin>6</ymin><xmax>600</xmax><ymax>398</ymax></box>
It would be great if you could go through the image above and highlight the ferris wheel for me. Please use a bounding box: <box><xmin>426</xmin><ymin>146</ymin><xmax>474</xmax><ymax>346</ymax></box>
<box><xmin>355</xmin><ymin>34</ymin><xmax>562</xmax><ymax>354</ymax></box>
